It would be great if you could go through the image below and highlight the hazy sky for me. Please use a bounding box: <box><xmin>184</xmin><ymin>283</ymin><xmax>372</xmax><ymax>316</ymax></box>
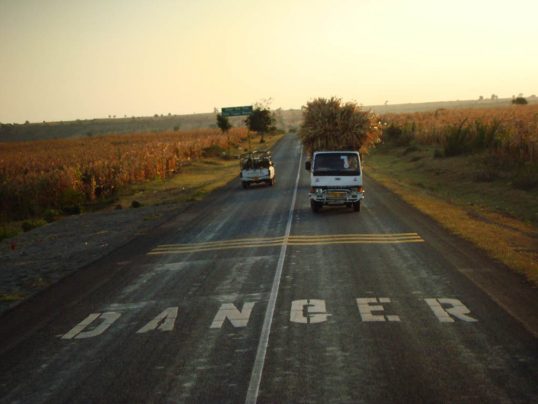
<box><xmin>1</xmin><ymin>0</ymin><xmax>537</xmax><ymax>123</ymax></box>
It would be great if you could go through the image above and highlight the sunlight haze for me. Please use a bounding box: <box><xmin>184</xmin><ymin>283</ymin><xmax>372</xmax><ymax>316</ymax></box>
<box><xmin>1</xmin><ymin>0</ymin><xmax>537</xmax><ymax>123</ymax></box>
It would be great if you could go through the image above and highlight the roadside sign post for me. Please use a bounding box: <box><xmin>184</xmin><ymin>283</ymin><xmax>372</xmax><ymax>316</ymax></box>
<box><xmin>221</xmin><ymin>105</ymin><xmax>254</xmax><ymax>150</ymax></box>
<box><xmin>221</xmin><ymin>105</ymin><xmax>253</xmax><ymax>117</ymax></box>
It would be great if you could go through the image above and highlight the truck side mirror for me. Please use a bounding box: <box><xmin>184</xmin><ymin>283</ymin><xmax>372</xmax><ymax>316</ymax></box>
<box><xmin>305</xmin><ymin>161</ymin><xmax>311</xmax><ymax>171</ymax></box>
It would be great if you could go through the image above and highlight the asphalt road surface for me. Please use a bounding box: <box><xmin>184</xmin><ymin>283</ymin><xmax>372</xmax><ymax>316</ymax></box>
<box><xmin>0</xmin><ymin>134</ymin><xmax>536</xmax><ymax>403</ymax></box>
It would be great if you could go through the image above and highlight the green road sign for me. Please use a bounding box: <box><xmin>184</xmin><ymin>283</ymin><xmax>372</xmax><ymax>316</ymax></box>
<box><xmin>221</xmin><ymin>105</ymin><xmax>253</xmax><ymax>117</ymax></box>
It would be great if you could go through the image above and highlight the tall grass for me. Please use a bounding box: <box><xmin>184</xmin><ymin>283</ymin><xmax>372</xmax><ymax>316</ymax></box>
<box><xmin>0</xmin><ymin>128</ymin><xmax>247</xmax><ymax>221</ymax></box>
<box><xmin>381</xmin><ymin>104</ymin><xmax>538</xmax><ymax>163</ymax></box>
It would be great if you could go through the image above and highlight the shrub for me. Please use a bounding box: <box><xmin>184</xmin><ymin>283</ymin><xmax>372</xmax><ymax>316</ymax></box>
<box><xmin>472</xmin><ymin>120</ymin><xmax>501</xmax><ymax>151</ymax></box>
<box><xmin>512</xmin><ymin>97</ymin><xmax>528</xmax><ymax>105</ymax></box>
<box><xmin>402</xmin><ymin>145</ymin><xmax>420</xmax><ymax>155</ymax></box>
<box><xmin>512</xmin><ymin>163</ymin><xmax>538</xmax><ymax>190</ymax></box>
<box><xmin>443</xmin><ymin>120</ymin><xmax>472</xmax><ymax>157</ymax></box>
<box><xmin>59</xmin><ymin>189</ymin><xmax>85</xmax><ymax>215</ymax></box>
<box><xmin>473</xmin><ymin>169</ymin><xmax>498</xmax><ymax>183</ymax></box>
<box><xmin>433</xmin><ymin>149</ymin><xmax>444</xmax><ymax>158</ymax></box>
<box><xmin>43</xmin><ymin>208</ymin><xmax>60</xmax><ymax>223</ymax></box>
<box><xmin>21</xmin><ymin>219</ymin><xmax>47</xmax><ymax>232</ymax></box>
<box><xmin>202</xmin><ymin>144</ymin><xmax>226</xmax><ymax>158</ymax></box>
<box><xmin>0</xmin><ymin>225</ymin><xmax>19</xmax><ymax>241</ymax></box>
<box><xmin>383</xmin><ymin>124</ymin><xmax>402</xmax><ymax>142</ymax></box>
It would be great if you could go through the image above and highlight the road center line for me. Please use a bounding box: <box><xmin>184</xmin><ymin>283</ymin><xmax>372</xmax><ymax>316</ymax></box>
<box><xmin>245</xmin><ymin>145</ymin><xmax>303</xmax><ymax>404</ymax></box>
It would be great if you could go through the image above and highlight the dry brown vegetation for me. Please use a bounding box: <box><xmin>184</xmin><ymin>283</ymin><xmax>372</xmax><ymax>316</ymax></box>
<box><xmin>368</xmin><ymin>104</ymin><xmax>538</xmax><ymax>284</ymax></box>
<box><xmin>0</xmin><ymin>128</ymin><xmax>248</xmax><ymax>222</ymax></box>
<box><xmin>299</xmin><ymin>97</ymin><xmax>380</xmax><ymax>154</ymax></box>
<box><xmin>381</xmin><ymin>104</ymin><xmax>538</xmax><ymax>163</ymax></box>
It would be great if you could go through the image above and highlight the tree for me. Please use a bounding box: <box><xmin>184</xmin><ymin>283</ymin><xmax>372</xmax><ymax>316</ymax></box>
<box><xmin>299</xmin><ymin>97</ymin><xmax>378</xmax><ymax>154</ymax></box>
<box><xmin>245</xmin><ymin>107</ymin><xmax>274</xmax><ymax>143</ymax></box>
<box><xmin>217</xmin><ymin>113</ymin><xmax>232</xmax><ymax>155</ymax></box>
<box><xmin>216</xmin><ymin>113</ymin><xmax>231</xmax><ymax>133</ymax></box>
<box><xmin>512</xmin><ymin>97</ymin><xmax>528</xmax><ymax>105</ymax></box>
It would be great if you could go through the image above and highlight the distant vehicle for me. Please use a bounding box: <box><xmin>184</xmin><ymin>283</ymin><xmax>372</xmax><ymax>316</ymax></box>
<box><xmin>240</xmin><ymin>150</ymin><xmax>275</xmax><ymax>188</ymax></box>
<box><xmin>305</xmin><ymin>150</ymin><xmax>364</xmax><ymax>212</ymax></box>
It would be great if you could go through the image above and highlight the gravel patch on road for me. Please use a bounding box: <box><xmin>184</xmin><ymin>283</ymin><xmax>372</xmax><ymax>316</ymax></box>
<box><xmin>0</xmin><ymin>204</ymin><xmax>184</xmax><ymax>315</ymax></box>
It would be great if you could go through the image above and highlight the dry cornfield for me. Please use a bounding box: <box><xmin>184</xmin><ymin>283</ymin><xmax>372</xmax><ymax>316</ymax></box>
<box><xmin>0</xmin><ymin>128</ymin><xmax>248</xmax><ymax>221</ymax></box>
<box><xmin>380</xmin><ymin>104</ymin><xmax>538</xmax><ymax>162</ymax></box>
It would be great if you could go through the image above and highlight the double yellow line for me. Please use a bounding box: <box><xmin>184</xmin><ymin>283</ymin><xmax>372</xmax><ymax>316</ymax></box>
<box><xmin>147</xmin><ymin>233</ymin><xmax>424</xmax><ymax>255</ymax></box>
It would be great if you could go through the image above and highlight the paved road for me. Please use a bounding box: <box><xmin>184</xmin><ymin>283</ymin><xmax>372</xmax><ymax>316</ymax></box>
<box><xmin>0</xmin><ymin>134</ymin><xmax>536</xmax><ymax>403</ymax></box>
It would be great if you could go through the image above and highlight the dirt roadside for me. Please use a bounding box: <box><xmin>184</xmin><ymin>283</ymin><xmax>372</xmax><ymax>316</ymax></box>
<box><xmin>0</xmin><ymin>203</ymin><xmax>187</xmax><ymax>315</ymax></box>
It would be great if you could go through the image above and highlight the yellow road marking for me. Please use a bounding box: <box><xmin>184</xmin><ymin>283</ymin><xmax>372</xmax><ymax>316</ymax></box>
<box><xmin>288</xmin><ymin>239</ymin><xmax>424</xmax><ymax>246</ymax></box>
<box><xmin>288</xmin><ymin>233</ymin><xmax>419</xmax><ymax>239</ymax></box>
<box><xmin>147</xmin><ymin>233</ymin><xmax>425</xmax><ymax>255</ymax></box>
<box><xmin>151</xmin><ymin>241</ymin><xmax>285</xmax><ymax>253</ymax></box>
<box><xmin>156</xmin><ymin>236</ymin><xmax>286</xmax><ymax>248</ymax></box>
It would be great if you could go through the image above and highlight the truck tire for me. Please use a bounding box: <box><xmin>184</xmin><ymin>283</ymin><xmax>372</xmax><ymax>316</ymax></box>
<box><xmin>242</xmin><ymin>181</ymin><xmax>249</xmax><ymax>189</ymax></box>
<box><xmin>353</xmin><ymin>201</ymin><xmax>361</xmax><ymax>212</ymax></box>
<box><xmin>311</xmin><ymin>200</ymin><xmax>321</xmax><ymax>213</ymax></box>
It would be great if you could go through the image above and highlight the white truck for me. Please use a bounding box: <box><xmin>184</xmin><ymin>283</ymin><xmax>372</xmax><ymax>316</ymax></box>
<box><xmin>305</xmin><ymin>150</ymin><xmax>364</xmax><ymax>212</ymax></box>
<box><xmin>240</xmin><ymin>150</ymin><xmax>276</xmax><ymax>188</ymax></box>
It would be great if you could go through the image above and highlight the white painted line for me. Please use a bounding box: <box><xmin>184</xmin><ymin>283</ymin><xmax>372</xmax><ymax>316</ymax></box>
<box><xmin>245</xmin><ymin>145</ymin><xmax>303</xmax><ymax>404</ymax></box>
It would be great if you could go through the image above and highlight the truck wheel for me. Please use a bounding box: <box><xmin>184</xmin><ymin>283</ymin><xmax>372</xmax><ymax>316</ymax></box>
<box><xmin>242</xmin><ymin>182</ymin><xmax>249</xmax><ymax>189</ymax></box>
<box><xmin>353</xmin><ymin>201</ymin><xmax>361</xmax><ymax>212</ymax></box>
<box><xmin>311</xmin><ymin>201</ymin><xmax>321</xmax><ymax>213</ymax></box>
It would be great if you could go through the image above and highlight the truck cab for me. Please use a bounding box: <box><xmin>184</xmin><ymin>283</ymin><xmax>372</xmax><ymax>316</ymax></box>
<box><xmin>305</xmin><ymin>151</ymin><xmax>364</xmax><ymax>212</ymax></box>
<box><xmin>240</xmin><ymin>150</ymin><xmax>275</xmax><ymax>188</ymax></box>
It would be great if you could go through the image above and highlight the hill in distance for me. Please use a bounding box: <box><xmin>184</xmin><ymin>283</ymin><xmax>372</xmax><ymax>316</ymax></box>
<box><xmin>1</xmin><ymin>96</ymin><xmax>536</xmax><ymax>142</ymax></box>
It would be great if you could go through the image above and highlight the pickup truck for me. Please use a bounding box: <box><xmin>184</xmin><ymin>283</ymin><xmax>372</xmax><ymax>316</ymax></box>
<box><xmin>305</xmin><ymin>150</ymin><xmax>364</xmax><ymax>212</ymax></box>
<box><xmin>240</xmin><ymin>150</ymin><xmax>275</xmax><ymax>188</ymax></box>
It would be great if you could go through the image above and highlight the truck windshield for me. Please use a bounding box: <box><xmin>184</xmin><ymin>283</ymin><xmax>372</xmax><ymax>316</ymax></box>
<box><xmin>313</xmin><ymin>153</ymin><xmax>360</xmax><ymax>176</ymax></box>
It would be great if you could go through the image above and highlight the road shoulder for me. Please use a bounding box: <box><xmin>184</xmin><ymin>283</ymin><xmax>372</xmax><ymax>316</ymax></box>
<box><xmin>364</xmin><ymin>173</ymin><xmax>538</xmax><ymax>337</ymax></box>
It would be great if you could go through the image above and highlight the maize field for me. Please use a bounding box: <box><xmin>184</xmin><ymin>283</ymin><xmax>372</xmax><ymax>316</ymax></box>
<box><xmin>380</xmin><ymin>104</ymin><xmax>538</xmax><ymax>163</ymax></box>
<box><xmin>0</xmin><ymin>128</ymin><xmax>247</xmax><ymax>221</ymax></box>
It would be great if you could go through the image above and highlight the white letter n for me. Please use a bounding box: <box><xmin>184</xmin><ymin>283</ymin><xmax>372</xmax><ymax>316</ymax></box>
<box><xmin>210</xmin><ymin>302</ymin><xmax>255</xmax><ymax>328</ymax></box>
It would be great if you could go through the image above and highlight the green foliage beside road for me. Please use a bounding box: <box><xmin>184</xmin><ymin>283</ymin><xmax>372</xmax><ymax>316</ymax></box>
<box><xmin>299</xmin><ymin>97</ymin><xmax>380</xmax><ymax>153</ymax></box>
<box><xmin>245</xmin><ymin>107</ymin><xmax>275</xmax><ymax>143</ymax></box>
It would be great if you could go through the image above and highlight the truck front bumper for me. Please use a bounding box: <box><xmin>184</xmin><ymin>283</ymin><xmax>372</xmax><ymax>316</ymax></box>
<box><xmin>309</xmin><ymin>189</ymin><xmax>364</xmax><ymax>205</ymax></box>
